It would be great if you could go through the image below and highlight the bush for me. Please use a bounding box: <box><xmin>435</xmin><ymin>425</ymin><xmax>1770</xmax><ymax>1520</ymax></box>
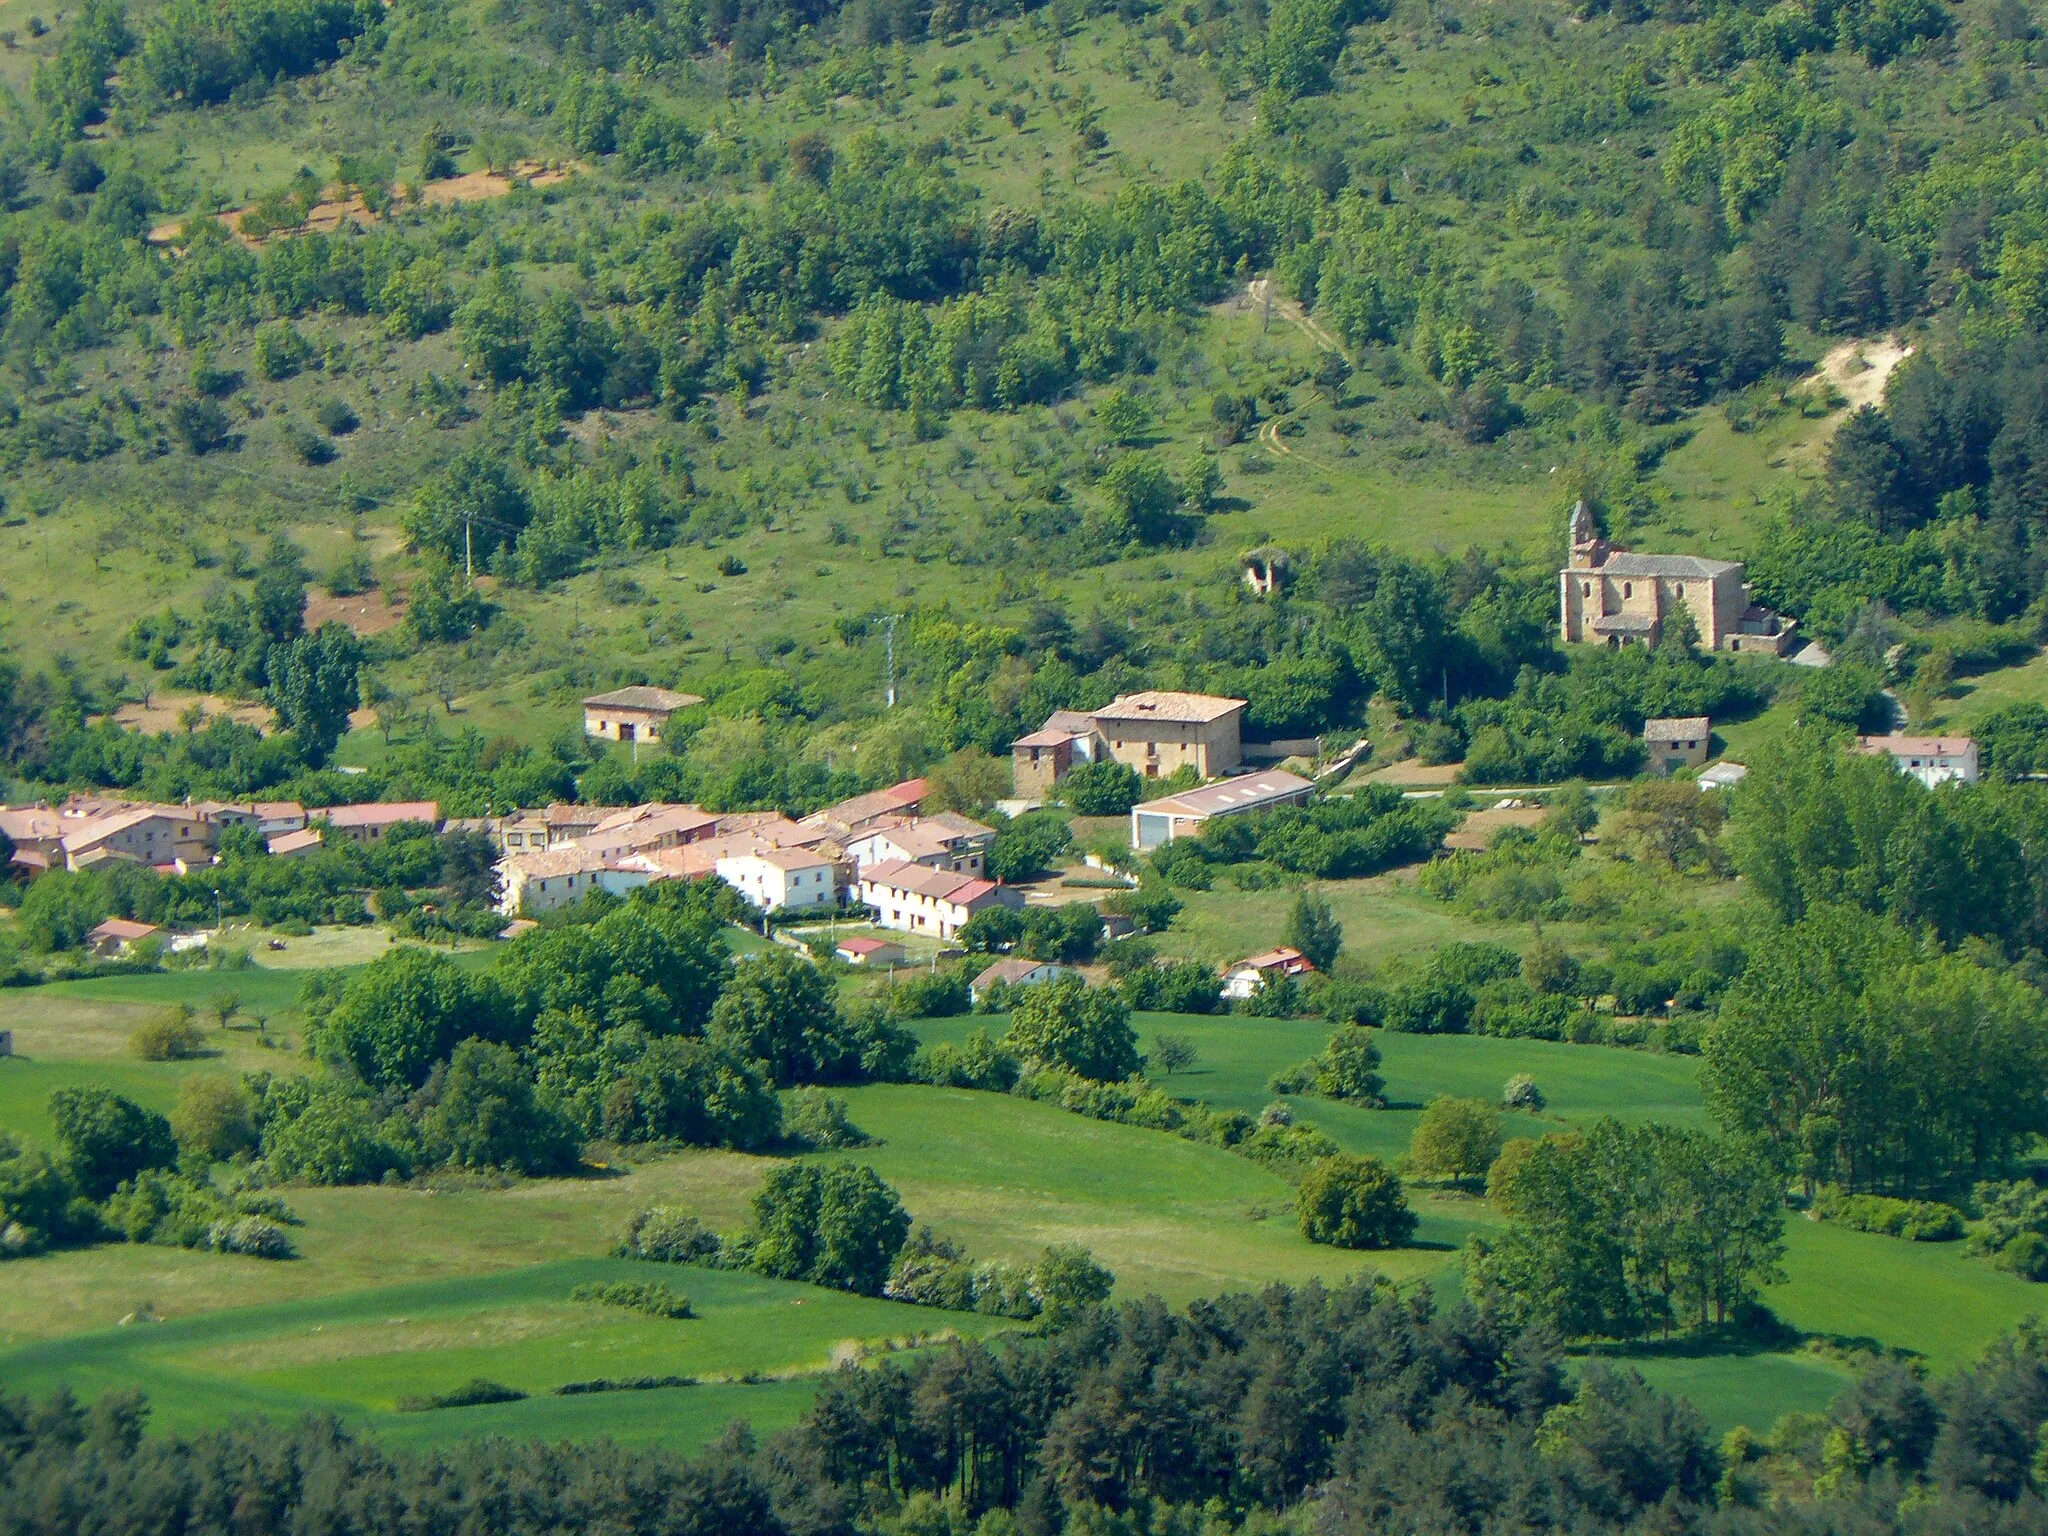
<box><xmin>1408</xmin><ymin>1096</ymin><xmax>1504</xmax><ymax>1184</ymax></box>
<box><xmin>133</xmin><ymin>1005</ymin><xmax>207</xmax><ymax>1061</ymax></box>
<box><xmin>786</xmin><ymin>1088</ymin><xmax>869</xmax><ymax>1149</ymax></box>
<box><xmin>889</xmin><ymin>968</ymin><xmax>971</xmax><ymax>1018</ymax></box>
<box><xmin>316</xmin><ymin>397</ymin><xmax>360</xmax><ymax>435</ymax></box>
<box><xmin>50</xmin><ymin>1086</ymin><xmax>178</xmax><ymax>1200</ymax></box>
<box><xmin>1031</xmin><ymin>1243</ymin><xmax>1116</xmax><ymax>1330</ymax></box>
<box><xmin>1812</xmin><ymin>1188</ymin><xmax>1963</xmax><ymax>1242</ymax></box>
<box><xmin>170</xmin><ymin>1076</ymin><xmax>257</xmax><ymax>1161</ymax></box>
<box><xmin>206</xmin><ymin>1215</ymin><xmax>294</xmax><ymax>1259</ymax></box>
<box><xmin>615</xmin><ymin>1208</ymin><xmax>724</xmax><ymax>1265</ymax></box>
<box><xmin>1059</xmin><ymin>760</ymin><xmax>1146</xmax><ymax>815</ymax></box>
<box><xmin>1120</xmin><ymin>959</ymin><xmax>1221</xmax><ymax>1013</ymax></box>
<box><xmin>571</xmin><ymin>1279</ymin><xmax>693</xmax><ymax>1318</ymax></box>
<box><xmin>395</xmin><ymin>1379</ymin><xmax>527</xmax><ymax>1412</ymax></box>
<box><xmin>1502</xmin><ymin>1074</ymin><xmax>1546</xmax><ymax>1112</ymax></box>
<box><xmin>1296</xmin><ymin>1155</ymin><xmax>1416</xmax><ymax>1250</ymax></box>
<box><xmin>911</xmin><ymin>1029</ymin><xmax>1021</xmax><ymax>1091</ymax></box>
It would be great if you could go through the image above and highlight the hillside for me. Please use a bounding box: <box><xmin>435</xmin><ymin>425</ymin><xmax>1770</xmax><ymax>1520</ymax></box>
<box><xmin>0</xmin><ymin>0</ymin><xmax>2037</xmax><ymax>806</ymax></box>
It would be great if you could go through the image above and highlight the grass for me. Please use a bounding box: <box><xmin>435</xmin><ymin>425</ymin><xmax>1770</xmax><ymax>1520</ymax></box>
<box><xmin>1153</xmin><ymin>871</ymin><xmax>1589</xmax><ymax>970</ymax></box>
<box><xmin>0</xmin><ymin>1257</ymin><xmax>1011</xmax><ymax>1443</ymax></box>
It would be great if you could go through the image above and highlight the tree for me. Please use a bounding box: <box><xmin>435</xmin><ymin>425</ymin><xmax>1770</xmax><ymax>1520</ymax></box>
<box><xmin>1031</xmin><ymin>1243</ymin><xmax>1116</xmax><ymax>1328</ymax></box>
<box><xmin>708</xmin><ymin>948</ymin><xmax>859</xmax><ymax>1086</ymax></box>
<box><xmin>1408</xmin><ymin>1096</ymin><xmax>1504</xmax><ymax>1184</ymax></box>
<box><xmin>1283</xmin><ymin>888</ymin><xmax>1342</xmax><ymax>972</ymax></box>
<box><xmin>1059</xmin><ymin>759</ymin><xmax>1144</xmax><ymax>815</ymax></box>
<box><xmin>1615</xmin><ymin>778</ymin><xmax>1726</xmax><ymax>870</ymax></box>
<box><xmin>424</xmin><ymin>1039</ymin><xmax>582</xmax><ymax>1176</ymax></box>
<box><xmin>311</xmin><ymin>945</ymin><xmax>511</xmax><ymax>1089</ymax></box>
<box><xmin>1096</xmin><ymin>453</ymin><xmax>1184</xmax><ymax>546</ymax></box>
<box><xmin>439</xmin><ymin>828</ymin><xmax>501</xmax><ymax>907</ymax></box>
<box><xmin>48</xmin><ymin>1086</ymin><xmax>177</xmax><ymax>1199</ymax></box>
<box><xmin>252</xmin><ymin>535</ymin><xmax>309</xmax><ymax>647</ymax></box>
<box><xmin>1297</xmin><ymin>1155</ymin><xmax>1416</xmax><ymax>1249</ymax></box>
<box><xmin>1314</xmin><ymin>1026</ymin><xmax>1384</xmax><ymax>1104</ymax></box>
<box><xmin>923</xmin><ymin>748</ymin><xmax>1010</xmax><ymax>815</ymax></box>
<box><xmin>1097</xmin><ymin>387</ymin><xmax>1153</xmax><ymax>445</ymax></box>
<box><xmin>747</xmin><ymin>1162</ymin><xmax>911</xmax><ymax>1295</ymax></box>
<box><xmin>1005</xmin><ymin>978</ymin><xmax>1141</xmax><ymax>1081</ymax></box>
<box><xmin>986</xmin><ymin>811</ymin><xmax>1072</xmax><ymax>883</ymax></box>
<box><xmin>268</xmin><ymin>623</ymin><xmax>363</xmax><ymax>766</ymax></box>
<box><xmin>1151</xmin><ymin>1033</ymin><xmax>1198</xmax><ymax>1075</ymax></box>
<box><xmin>1703</xmin><ymin>904</ymin><xmax>2048</xmax><ymax>1195</ymax></box>
<box><xmin>1470</xmin><ymin>1119</ymin><xmax>1785</xmax><ymax>1340</ymax></box>
<box><xmin>170</xmin><ymin>1076</ymin><xmax>256</xmax><ymax>1161</ymax></box>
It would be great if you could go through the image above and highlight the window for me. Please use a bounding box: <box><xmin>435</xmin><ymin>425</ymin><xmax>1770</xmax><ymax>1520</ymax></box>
<box><xmin>1623</xmin><ymin>582</ymin><xmax>1633</xmax><ymax>598</ymax></box>
<box><xmin>1581</xmin><ymin>582</ymin><xmax>1591</xmax><ymax>596</ymax></box>
<box><xmin>1677</xmin><ymin>583</ymin><xmax>1686</xmax><ymax>597</ymax></box>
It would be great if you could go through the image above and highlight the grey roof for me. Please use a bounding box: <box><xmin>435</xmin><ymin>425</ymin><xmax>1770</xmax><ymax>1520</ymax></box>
<box><xmin>1136</xmin><ymin>771</ymin><xmax>1315</xmax><ymax>820</ymax></box>
<box><xmin>1591</xmin><ymin>613</ymin><xmax>1655</xmax><ymax>633</ymax></box>
<box><xmin>583</xmin><ymin>685</ymin><xmax>703</xmax><ymax>712</ymax></box>
<box><xmin>1595</xmin><ymin>552</ymin><xmax>1742</xmax><ymax>579</ymax></box>
<box><xmin>1644</xmin><ymin>717</ymin><xmax>1710</xmax><ymax>738</ymax></box>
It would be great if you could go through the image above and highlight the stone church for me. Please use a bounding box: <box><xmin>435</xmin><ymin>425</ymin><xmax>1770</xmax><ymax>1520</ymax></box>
<box><xmin>1558</xmin><ymin>502</ymin><xmax>1797</xmax><ymax>654</ymax></box>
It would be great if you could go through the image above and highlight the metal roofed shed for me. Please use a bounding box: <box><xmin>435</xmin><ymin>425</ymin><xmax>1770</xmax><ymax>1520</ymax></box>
<box><xmin>1129</xmin><ymin>770</ymin><xmax>1316</xmax><ymax>849</ymax></box>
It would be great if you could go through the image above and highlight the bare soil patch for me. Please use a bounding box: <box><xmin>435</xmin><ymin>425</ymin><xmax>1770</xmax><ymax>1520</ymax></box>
<box><xmin>111</xmin><ymin>692</ymin><xmax>273</xmax><ymax>735</ymax></box>
<box><xmin>306</xmin><ymin>587</ymin><xmax>405</xmax><ymax>638</ymax></box>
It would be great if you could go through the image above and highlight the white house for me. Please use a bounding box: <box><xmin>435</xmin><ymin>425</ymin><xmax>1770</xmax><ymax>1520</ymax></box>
<box><xmin>970</xmin><ymin>957</ymin><xmax>1074</xmax><ymax>1002</ymax></box>
<box><xmin>844</xmin><ymin>813</ymin><xmax>996</xmax><ymax>875</ymax></box>
<box><xmin>1855</xmin><ymin>734</ymin><xmax>1980</xmax><ymax>788</ymax></box>
<box><xmin>715</xmin><ymin>847</ymin><xmax>841</xmax><ymax>913</ymax></box>
<box><xmin>498</xmin><ymin>848</ymin><xmax>651</xmax><ymax>915</ymax></box>
<box><xmin>858</xmin><ymin>858</ymin><xmax>1022</xmax><ymax>939</ymax></box>
<box><xmin>1220</xmin><ymin>946</ymin><xmax>1316</xmax><ymax>1001</ymax></box>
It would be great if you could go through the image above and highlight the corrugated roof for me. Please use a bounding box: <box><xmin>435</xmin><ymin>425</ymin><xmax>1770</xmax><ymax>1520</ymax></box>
<box><xmin>1136</xmin><ymin>771</ymin><xmax>1315</xmax><ymax>820</ymax></box>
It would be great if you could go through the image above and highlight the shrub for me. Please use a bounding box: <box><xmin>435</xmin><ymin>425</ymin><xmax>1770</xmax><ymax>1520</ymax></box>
<box><xmin>49</xmin><ymin>1086</ymin><xmax>178</xmax><ymax>1200</ymax></box>
<box><xmin>1502</xmin><ymin>1074</ymin><xmax>1546</xmax><ymax>1112</ymax></box>
<box><xmin>786</xmin><ymin>1088</ymin><xmax>869</xmax><ymax>1149</ymax></box>
<box><xmin>206</xmin><ymin>1215</ymin><xmax>294</xmax><ymax>1259</ymax></box>
<box><xmin>890</xmin><ymin>968</ymin><xmax>971</xmax><ymax>1018</ymax></box>
<box><xmin>1816</xmin><ymin>1190</ymin><xmax>1964</xmax><ymax>1242</ymax></box>
<box><xmin>316</xmin><ymin>397</ymin><xmax>359</xmax><ymax>435</ymax></box>
<box><xmin>171</xmin><ymin>1076</ymin><xmax>257</xmax><ymax>1161</ymax></box>
<box><xmin>1031</xmin><ymin>1243</ymin><xmax>1116</xmax><ymax>1330</ymax></box>
<box><xmin>571</xmin><ymin>1279</ymin><xmax>693</xmax><ymax>1318</ymax></box>
<box><xmin>615</xmin><ymin>1208</ymin><xmax>723</xmax><ymax>1265</ymax></box>
<box><xmin>1408</xmin><ymin>1096</ymin><xmax>1504</xmax><ymax>1184</ymax></box>
<box><xmin>395</xmin><ymin>1379</ymin><xmax>527</xmax><ymax>1412</ymax></box>
<box><xmin>1120</xmin><ymin>959</ymin><xmax>1221</xmax><ymax>1013</ymax></box>
<box><xmin>133</xmin><ymin>1005</ymin><xmax>207</xmax><ymax>1061</ymax></box>
<box><xmin>1297</xmin><ymin>1155</ymin><xmax>1416</xmax><ymax>1249</ymax></box>
<box><xmin>911</xmin><ymin>1029</ymin><xmax>1021</xmax><ymax>1091</ymax></box>
<box><xmin>1059</xmin><ymin>760</ymin><xmax>1145</xmax><ymax>815</ymax></box>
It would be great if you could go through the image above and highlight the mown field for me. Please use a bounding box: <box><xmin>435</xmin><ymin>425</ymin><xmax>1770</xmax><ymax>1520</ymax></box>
<box><xmin>4</xmin><ymin>959</ymin><xmax>2043</xmax><ymax>1443</ymax></box>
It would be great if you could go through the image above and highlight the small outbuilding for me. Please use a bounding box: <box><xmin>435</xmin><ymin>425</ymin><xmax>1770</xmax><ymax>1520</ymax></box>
<box><xmin>1643</xmin><ymin>717</ymin><xmax>1711</xmax><ymax>775</ymax></box>
<box><xmin>1130</xmin><ymin>770</ymin><xmax>1315</xmax><ymax>850</ymax></box>
<box><xmin>0</xmin><ymin>1029</ymin><xmax>12</xmax><ymax>1056</ymax></box>
<box><xmin>836</xmin><ymin>936</ymin><xmax>907</xmax><ymax>967</ymax></box>
<box><xmin>583</xmin><ymin>686</ymin><xmax>704</xmax><ymax>745</ymax></box>
<box><xmin>86</xmin><ymin>918</ymin><xmax>166</xmax><ymax>957</ymax></box>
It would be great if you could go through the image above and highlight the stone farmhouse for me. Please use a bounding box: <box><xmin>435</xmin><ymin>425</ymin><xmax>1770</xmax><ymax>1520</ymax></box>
<box><xmin>1011</xmin><ymin>691</ymin><xmax>1248</xmax><ymax>798</ymax></box>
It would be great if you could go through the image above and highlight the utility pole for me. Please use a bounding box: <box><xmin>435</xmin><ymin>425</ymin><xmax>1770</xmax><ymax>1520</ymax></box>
<box><xmin>884</xmin><ymin>613</ymin><xmax>899</xmax><ymax>708</ymax></box>
<box><xmin>464</xmin><ymin>513</ymin><xmax>473</xmax><ymax>583</ymax></box>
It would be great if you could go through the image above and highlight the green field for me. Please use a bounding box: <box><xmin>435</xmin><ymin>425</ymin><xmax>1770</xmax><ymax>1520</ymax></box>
<box><xmin>0</xmin><ymin>1257</ymin><xmax>1005</xmax><ymax>1446</ymax></box>
<box><xmin>1</xmin><ymin>966</ymin><xmax>2042</xmax><ymax>1447</ymax></box>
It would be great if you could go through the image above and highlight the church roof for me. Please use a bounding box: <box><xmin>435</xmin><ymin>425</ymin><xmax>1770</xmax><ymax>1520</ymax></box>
<box><xmin>1594</xmin><ymin>551</ymin><xmax>1743</xmax><ymax>579</ymax></box>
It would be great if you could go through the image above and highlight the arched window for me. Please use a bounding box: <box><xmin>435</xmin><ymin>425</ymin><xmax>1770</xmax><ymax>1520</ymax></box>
<box><xmin>1581</xmin><ymin>582</ymin><xmax>1591</xmax><ymax>596</ymax></box>
<box><xmin>1676</xmin><ymin>583</ymin><xmax>1686</xmax><ymax>597</ymax></box>
<box><xmin>1623</xmin><ymin>582</ymin><xmax>1633</xmax><ymax>598</ymax></box>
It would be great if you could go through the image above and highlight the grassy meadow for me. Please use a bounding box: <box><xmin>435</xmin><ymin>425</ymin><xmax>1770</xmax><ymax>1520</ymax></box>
<box><xmin>3</xmin><ymin>958</ymin><xmax>2046</xmax><ymax>1441</ymax></box>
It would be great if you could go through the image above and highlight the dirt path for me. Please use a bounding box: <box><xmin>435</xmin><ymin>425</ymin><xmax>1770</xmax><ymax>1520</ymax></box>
<box><xmin>1781</xmin><ymin>335</ymin><xmax>1915</xmax><ymax>467</ymax></box>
